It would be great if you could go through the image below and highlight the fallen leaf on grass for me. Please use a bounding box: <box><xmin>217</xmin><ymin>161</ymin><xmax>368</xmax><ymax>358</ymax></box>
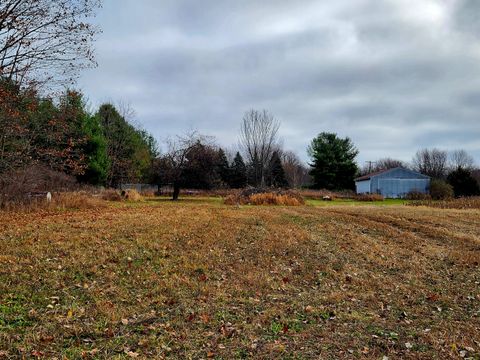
<box><xmin>31</xmin><ymin>350</ymin><xmax>44</xmax><ymax>358</ymax></box>
<box><xmin>186</xmin><ymin>312</ymin><xmax>196</xmax><ymax>322</ymax></box>
<box><xmin>200</xmin><ymin>313</ymin><xmax>210</xmax><ymax>324</ymax></box>
<box><xmin>305</xmin><ymin>305</ymin><xmax>314</xmax><ymax>313</ymax></box>
<box><xmin>220</xmin><ymin>323</ymin><xmax>236</xmax><ymax>338</ymax></box>
<box><xmin>40</xmin><ymin>335</ymin><xmax>54</xmax><ymax>343</ymax></box>
<box><xmin>124</xmin><ymin>349</ymin><xmax>139</xmax><ymax>358</ymax></box>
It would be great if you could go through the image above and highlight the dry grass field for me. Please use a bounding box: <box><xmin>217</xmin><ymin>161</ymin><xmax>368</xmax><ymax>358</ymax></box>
<box><xmin>0</xmin><ymin>199</ymin><xmax>479</xmax><ymax>359</ymax></box>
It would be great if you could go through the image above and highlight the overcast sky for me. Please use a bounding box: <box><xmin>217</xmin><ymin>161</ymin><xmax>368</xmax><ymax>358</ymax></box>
<box><xmin>79</xmin><ymin>0</ymin><xmax>480</xmax><ymax>166</ymax></box>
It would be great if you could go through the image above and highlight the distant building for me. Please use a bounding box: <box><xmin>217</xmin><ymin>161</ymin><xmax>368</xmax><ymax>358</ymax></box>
<box><xmin>355</xmin><ymin>167</ymin><xmax>430</xmax><ymax>198</ymax></box>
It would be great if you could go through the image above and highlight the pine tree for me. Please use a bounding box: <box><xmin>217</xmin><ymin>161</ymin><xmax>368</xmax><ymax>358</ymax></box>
<box><xmin>78</xmin><ymin>112</ymin><xmax>109</xmax><ymax>185</ymax></box>
<box><xmin>308</xmin><ymin>132</ymin><xmax>358</xmax><ymax>190</ymax></box>
<box><xmin>267</xmin><ymin>151</ymin><xmax>288</xmax><ymax>188</ymax></box>
<box><xmin>447</xmin><ymin>167</ymin><xmax>480</xmax><ymax>197</ymax></box>
<box><xmin>217</xmin><ymin>148</ymin><xmax>231</xmax><ymax>186</ymax></box>
<box><xmin>230</xmin><ymin>152</ymin><xmax>247</xmax><ymax>188</ymax></box>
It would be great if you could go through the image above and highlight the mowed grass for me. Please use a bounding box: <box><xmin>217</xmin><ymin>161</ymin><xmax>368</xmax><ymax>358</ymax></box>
<box><xmin>0</xmin><ymin>199</ymin><xmax>479</xmax><ymax>359</ymax></box>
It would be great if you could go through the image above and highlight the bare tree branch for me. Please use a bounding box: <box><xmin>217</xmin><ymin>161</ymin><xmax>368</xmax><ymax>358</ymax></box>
<box><xmin>239</xmin><ymin>109</ymin><xmax>280</xmax><ymax>187</ymax></box>
<box><xmin>0</xmin><ymin>0</ymin><xmax>101</xmax><ymax>87</ymax></box>
<box><xmin>449</xmin><ymin>149</ymin><xmax>475</xmax><ymax>171</ymax></box>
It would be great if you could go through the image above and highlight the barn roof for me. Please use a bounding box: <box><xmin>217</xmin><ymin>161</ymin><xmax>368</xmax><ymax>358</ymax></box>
<box><xmin>355</xmin><ymin>167</ymin><xmax>429</xmax><ymax>182</ymax></box>
<box><xmin>355</xmin><ymin>168</ymin><xmax>392</xmax><ymax>181</ymax></box>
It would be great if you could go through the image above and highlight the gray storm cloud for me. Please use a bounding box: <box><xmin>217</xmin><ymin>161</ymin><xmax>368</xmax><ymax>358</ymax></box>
<box><xmin>79</xmin><ymin>0</ymin><xmax>480</xmax><ymax>165</ymax></box>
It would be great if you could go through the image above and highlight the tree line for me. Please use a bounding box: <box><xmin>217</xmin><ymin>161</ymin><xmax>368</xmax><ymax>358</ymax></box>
<box><xmin>1</xmin><ymin>0</ymin><xmax>479</xmax><ymax>201</ymax></box>
<box><xmin>153</xmin><ymin>110</ymin><xmax>310</xmax><ymax>200</ymax></box>
<box><xmin>0</xmin><ymin>86</ymin><xmax>311</xmax><ymax>200</ymax></box>
<box><xmin>2</xmin><ymin>79</ymin><xmax>479</xmax><ymax>201</ymax></box>
<box><xmin>0</xmin><ymin>79</ymin><xmax>158</xmax><ymax>188</ymax></box>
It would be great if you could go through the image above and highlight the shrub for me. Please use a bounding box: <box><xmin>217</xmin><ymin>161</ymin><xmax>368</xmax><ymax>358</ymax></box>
<box><xmin>429</xmin><ymin>179</ymin><xmax>454</xmax><ymax>200</ymax></box>
<box><xmin>447</xmin><ymin>167</ymin><xmax>480</xmax><ymax>197</ymax></box>
<box><xmin>224</xmin><ymin>188</ymin><xmax>305</xmax><ymax>206</ymax></box>
<box><xmin>0</xmin><ymin>164</ymin><xmax>78</xmax><ymax>208</ymax></box>
<box><xmin>405</xmin><ymin>191</ymin><xmax>431</xmax><ymax>200</ymax></box>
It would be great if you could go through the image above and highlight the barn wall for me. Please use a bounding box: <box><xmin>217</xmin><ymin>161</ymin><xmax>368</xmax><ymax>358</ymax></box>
<box><xmin>370</xmin><ymin>168</ymin><xmax>430</xmax><ymax>198</ymax></box>
<box><xmin>355</xmin><ymin>180</ymin><xmax>371</xmax><ymax>194</ymax></box>
<box><xmin>376</xmin><ymin>179</ymin><xmax>430</xmax><ymax>198</ymax></box>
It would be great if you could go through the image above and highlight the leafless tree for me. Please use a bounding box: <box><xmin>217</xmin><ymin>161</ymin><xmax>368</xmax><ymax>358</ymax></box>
<box><xmin>239</xmin><ymin>110</ymin><xmax>280</xmax><ymax>187</ymax></box>
<box><xmin>449</xmin><ymin>149</ymin><xmax>475</xmax><ymax>171</ymax></box>
<box><xmin>0</xmin><ymin>0</ymin><xmax>101</xmax><ymax>87</ymax></box>
<box><xmin>159</xmin><ymin>131</ymin><xmax>216</xmax><ymax>200</ymax></box>
<box><xmin>117</xmin><ymin>100</ymin><xmax>137</xmax><ymax>123</ymax></box>
<box><xmin>280</xmin><ymin>150</ymin><xmax>310</xmax><ymax>188</ymax></box>
<box><xmin>360</xmin><ymin>158</ymin><xmax>406</xmax><ymax>175</ymax></box>
<box><xmin>376</xmin><ymin>158</ymin><xmax>405</xmax><ymax>170</ymax></box>
<box><xmin>412</xmin><ymin>148</ymin><xmax>448</xmax><ymax>179</ymax></box>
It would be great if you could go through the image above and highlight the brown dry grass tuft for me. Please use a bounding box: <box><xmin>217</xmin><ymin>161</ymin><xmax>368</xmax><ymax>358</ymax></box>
<box><xmin>354</xmin><ymin>193</ymin><xmax>385</xmax><ymax>201</ymax></box>
<box><xmin>249</xmin><ymin>192</ymin><xmax>304</xmax><ymax>206</ymax></box>
<box><xmin>298</xmin><ymin>189</ymin><xmax>385</xmax><ymax>201</ymax></box>
<box><xmin>224</xmin><ymin>189</ymin><xmax>305</xmax><ymax>206</ymax></box>
<box><xmin>405</xmin><ymin>191</ymin><xmax>432</xmax><ymax>200</ymax></box>
<box><xmin>0</xmin><ymin>192</ymin><xmax>105</xmax><ymax>212</ymax></box>
<box><xmin>52</xmin><ymin>192</ymin><xmax>106</xmax><ymax>210</ymax></box>
<box><xmin>100</xmin><ymin>189</ymin><xmax>123</xmax><ymax>201</ymax></box>
<box><xmin>409</xmin><ymin>196</ymin><xmax>480</xmax><ymax>209</ymax></box>
<box><xmin>298</xmin><ymin>189</ymin><xmax>354</xmax><ymax>200</ymax></box>
<box><xmin>140</xmin><ymin>190</ymin><xmax>156</xmax><ymax>197</ymax></box>
<box><xmin>123</xmin><ymin>189</ymin><xmax>143</xmax><ymax>202</ymax></box>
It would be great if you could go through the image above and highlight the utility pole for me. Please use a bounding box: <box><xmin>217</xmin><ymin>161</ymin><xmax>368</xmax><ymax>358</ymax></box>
<box><xmin>365</xmin><ymin>161</ymin><xmax>376</xmax><ymax>173</ymax></box>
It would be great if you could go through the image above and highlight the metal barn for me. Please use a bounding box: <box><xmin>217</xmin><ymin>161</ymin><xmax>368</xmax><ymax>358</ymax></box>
<box><xmin>355</xmin><ymin>167</ymin><xmax>430</xmax><ymax>198</ymax></box>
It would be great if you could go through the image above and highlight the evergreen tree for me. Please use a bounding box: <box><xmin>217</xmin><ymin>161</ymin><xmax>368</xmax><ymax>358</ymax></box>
<box><xmin>267</xmin><ymin>151</ymin><xmax>288</xmax><ymax>188</ymax></box>
<box><xmin>230</xmin><ymin>152</ymin><xmax>247</xmax><ymax>188</ymax></box>
<box><xmin>97</xmin><ymin>103</ymin><xmax>156</xmax><ymax>188</ymax></box>
<box><xmin>217</xmin><ymin>148</ymin><xmax>231</xmax><ymax>186</ymax></box>
<box><xmin>78</xmin><ymin>113</ymin><xmax>109</xmax><ymax>185</ymax></box>
<box><xmin>55</xmin><ymin>91</ymin><xmax>110</xmax><ymax>185</ymax></box>
<box><xmin>308</xmin><ymin>132</ymin><xmax>358</xmax><ymax>190</ymax></box>
<box><xmin>447</xmin><ymin>167</ymin><xmax>480</xmax><ymax>197</ymax></box>
<box><xmin>138</xmin><ymin>129</ymin><xmax>159</xmax><ymax>184</ymax></box>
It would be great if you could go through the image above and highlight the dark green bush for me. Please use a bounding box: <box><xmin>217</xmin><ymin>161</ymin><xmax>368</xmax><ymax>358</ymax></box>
<box><xmin>429</xmin><ymin>179</ymin><xmax>454</xmax><ymax>200</ymax></box>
